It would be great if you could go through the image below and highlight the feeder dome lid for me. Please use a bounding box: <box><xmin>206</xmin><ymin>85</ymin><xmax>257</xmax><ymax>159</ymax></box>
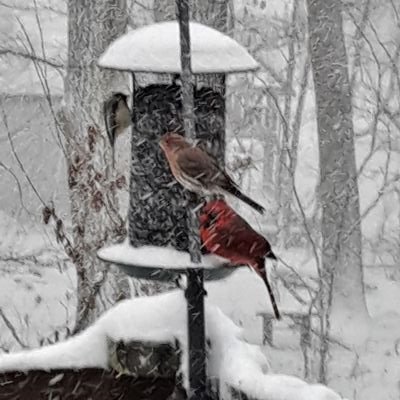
<box><xmin>98</xmin><ymin>21</ymin><xmax>259</xmax><ymax>74</ymax></box>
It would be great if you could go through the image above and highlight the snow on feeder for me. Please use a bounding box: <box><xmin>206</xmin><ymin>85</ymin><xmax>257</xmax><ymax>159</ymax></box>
<box><xmin>98</xmin><ymin>21</ymin><xmax>258</xmax><ymax>74</ymax></box>
<box><xmin>98</xmin><ymin>16</ymin><xmax>259</xmax><ymax>400</ymax></box>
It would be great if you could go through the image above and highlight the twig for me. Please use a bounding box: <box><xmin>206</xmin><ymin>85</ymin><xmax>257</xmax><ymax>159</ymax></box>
<box><xmin>290</xmin><ymin>52</ymin><xmax>310</xmax><ymax>173</ymax></box>
<box><xmin>254</xmin><ymin>75</ymin><xmax>322</xmax><ymax>277</ymax></box>
<box><xmin>33</xmin><ymin>0</ymin><xmax>48</xmax><ymax>78</ymax></box>
<box><xmin>16</xmin><ymin>17</ymin><xmax>67</xmax><ymax>155</ymax></box>
<box><xmin>1</xmin><ymin>104</ymin><xmax>46</xmax><ymax>206</ymax></box>
<box><xmin>0</xmin><ymin>161</ymin><xmax>31</xmax><ymax>215</ymax></box>
<box><xmin>0</xmin><ymin>0</ymin><xmax>66</xmax><ymax>15</ymax></box>
<box><xmin>0</xmin><ymin>47</ymin><xmax>64</xmax><ymax>70</ymax></box>
<box><xmin>0</xmin><ymin>308</ymin><xmax>28</xmax><ymax>349</ymax></box>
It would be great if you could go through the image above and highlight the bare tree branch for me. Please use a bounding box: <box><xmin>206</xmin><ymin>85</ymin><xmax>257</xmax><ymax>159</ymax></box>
<box><xmin>367</xmin><ymin>17</ymin><xmax>400</xmax><ymax>93</ymax></box>
<box><xmin>0</xmin><ymin>0</ymin><xmax>66</xmax><ymax>15</ymax></box>
<box><xmin>0</xmin><ymin>47</ymin><xmax>64</xmax><ymax>70</ymax></box>
<box><xmin>254</xmin><ymin>75</ymin><xmax>322</xmax><ymax>276</ymax></box>
<box><xmin>1</xmin><ymin>103</ymin><xmax>47</xmax><ymax>206</ymax></box>
<box><xmin>0</xmin><ymin>161</ymin><xmax>31</xmax><ymax>215</ymax></box>
<box><xmin>16</xmin><ymin>17</ymin><xmax>67</xmax><ymax>155</ymax></box>
<box><xmin>290</xmin><ymin>52</ymin><xmax>310</xmax><ymax>176</ymax></box>
<box><xmin>33</xmin><ymin>0</ymin><xmax>49</xmax><ymax>78</ymax></box>
<box><xmin>0</xmin><ymin>308</ymin><xmax>28</xmax><ymax>349</ymax></box>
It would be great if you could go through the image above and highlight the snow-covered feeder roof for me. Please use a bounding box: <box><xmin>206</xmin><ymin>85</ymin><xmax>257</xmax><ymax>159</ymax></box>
<box><xmin>98</xmin><ymin>21</ymin><xmax>259</xmax><ymax>74</ymax></box>
<box><xmin>97</xmin><ymin>242</ymin><xmax>236</xmax><ymax>281</ymax></box>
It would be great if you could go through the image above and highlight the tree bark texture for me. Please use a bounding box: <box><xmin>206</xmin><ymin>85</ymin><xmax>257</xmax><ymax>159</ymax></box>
<box><xmin>306</xmin><ymin>0</ymin><xmax>369</xmax><ymax>347</ymax></box>
<box><xmin>154</xmin><ymin>0</ymin><xmax>234</xmax><ymax>35</ymax></box>
<box><xmin>277</xmin><ymin>0</ymin><xmax>299</xmax><ymax>248</ymax></box>
<box><xmin>64</xmin><ymin>0</ymin><xmax>129</xmax><ymax>332</ymax></box>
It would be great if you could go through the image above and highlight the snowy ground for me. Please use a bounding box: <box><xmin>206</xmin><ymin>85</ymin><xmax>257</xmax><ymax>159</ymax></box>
<box><xmin>0</xmin><ymin>290</ymin><xmax>346</xmax><ymax>400</ymax></box>
<box><xmin>0</xmin><ymin>234</ymin><xmax>399</xmax><ymax>399</ymax></box>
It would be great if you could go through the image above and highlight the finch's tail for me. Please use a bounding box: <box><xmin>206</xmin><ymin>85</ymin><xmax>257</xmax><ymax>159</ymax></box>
<box><xmin>255</xmin><ymin>258</ymin><xmax>281</xmax><ymax>320</ymax></box>
<box><xmin>226</xmin><ymin>185</ymin><xmax>265</xmax><ymax>214</ymax></box>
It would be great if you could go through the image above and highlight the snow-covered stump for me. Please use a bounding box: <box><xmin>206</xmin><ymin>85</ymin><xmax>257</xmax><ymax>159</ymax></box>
<box><xmin>98</xmin><ymin>19</ymin><xmax>259</xmax><ymax>400</ymax></box>
<box><xmin>0</xmin><ymin>291</ymin><xmax>347</xmax><ymax>400</ymax></box>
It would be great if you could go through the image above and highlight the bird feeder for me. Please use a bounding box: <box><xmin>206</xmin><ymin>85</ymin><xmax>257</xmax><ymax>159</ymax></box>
<box><xmin>98</xmin><ymin>20</ymin><xmax>258</xmax><ymax>400</ymax></box>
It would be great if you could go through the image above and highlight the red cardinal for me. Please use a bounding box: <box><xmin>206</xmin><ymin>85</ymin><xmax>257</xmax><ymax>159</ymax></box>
<box><xmin>199</xmin><ymin>199</ymin><xmax>280</xmax><ymax>319</ymax></box>
<box><xmin>159</xmin><ymin>132</ymin><xmax>265</xmax><ymax>214</ymax></box>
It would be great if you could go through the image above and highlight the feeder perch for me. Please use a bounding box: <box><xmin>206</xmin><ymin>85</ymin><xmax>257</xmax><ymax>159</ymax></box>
<box><xmin>97</xmin><ymin>243</ymin><xmax>235</xmax><ymax>282</ymax></box>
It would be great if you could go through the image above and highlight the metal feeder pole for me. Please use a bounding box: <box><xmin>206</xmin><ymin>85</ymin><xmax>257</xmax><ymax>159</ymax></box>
<box><xmin>176</xmin><ymin>1</ymin><xmax>208</xmax><ymax>399</ymax></box>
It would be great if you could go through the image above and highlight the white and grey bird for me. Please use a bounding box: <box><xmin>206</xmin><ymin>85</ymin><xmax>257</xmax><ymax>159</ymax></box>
<box><xmin>103</xmin><ymin>92</ymin><xmax>132</xmax><ymax>167</ymax></box>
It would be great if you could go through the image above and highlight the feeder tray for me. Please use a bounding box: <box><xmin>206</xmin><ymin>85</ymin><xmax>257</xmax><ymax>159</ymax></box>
<box><xmin>97</xmin><ymin>243</ymin><xmax>237</xmax><ymax>282</ymax></box>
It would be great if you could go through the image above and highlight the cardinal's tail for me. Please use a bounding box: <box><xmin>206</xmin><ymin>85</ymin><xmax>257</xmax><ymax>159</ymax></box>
<box><xmin>255</xmin><ymin>257</ymin><xmax>281</xmax><ymax>320</ymax></box>
<box><xmin>266</xmin><ymin>249</ymin><xmax>277</xmax><ymax>260</ymax></box>
<box><xmin>225</xmin><ymin>185</ymin><xmax>265</xmax><ymax>214</ymax></box>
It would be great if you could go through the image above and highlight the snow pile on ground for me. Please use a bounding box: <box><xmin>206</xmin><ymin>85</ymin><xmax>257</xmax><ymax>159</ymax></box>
<box><xmin>0</xmin><ymin>290</ymin><xmax>346</xmax><ymax>400</ymax></box>
<box><xmin>207</xmin><ymin>308</ymin><xmax>346</xmax><ymax>400</ymax></box>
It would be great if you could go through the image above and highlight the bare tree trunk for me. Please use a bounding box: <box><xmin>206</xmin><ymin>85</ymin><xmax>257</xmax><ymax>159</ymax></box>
<box><xmin>306</xmin><ymin>0</ymin><xmax>369</xmax><ymax>350</ymax></box>
<box><xmin>64</xmin><ymin>0</ymin><xmax>129</xmax><ymax>332</ymax></box>
<box><xmin>277</xmin><ymin>0</ymin><xmax>299</xmax><ymax>248</ymax></box>
<box><xmin>262</xmin><ymin>96</ymin><xmax>278</xmax><ymax>199</ymax></box>
<box><xmin>154</xmin><ymin>0</ymin><xmax>234</xmax><ymax>34</ymax></box>
<box><xmin>290</xmin><ymin>53</ymin><xmax>310</xmax><ymax>175</ymax></box>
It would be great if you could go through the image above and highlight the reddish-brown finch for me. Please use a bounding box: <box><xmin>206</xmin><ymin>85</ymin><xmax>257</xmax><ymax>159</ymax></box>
<box><xmin>199</xmin><ymin>199</ymin><xmax>280</xmax><ymax>319</ymax></box>
<box><xmin>159</xmin><ymin>132</ymin><xmax>265</xmax><ymax>214</ymax></box>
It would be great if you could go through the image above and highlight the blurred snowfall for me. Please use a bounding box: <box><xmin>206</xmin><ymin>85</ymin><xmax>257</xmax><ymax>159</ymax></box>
<box><xmin>0</xmin><ymin>0</ymin><xmax>399</xmax><ymax>399</ymax></box>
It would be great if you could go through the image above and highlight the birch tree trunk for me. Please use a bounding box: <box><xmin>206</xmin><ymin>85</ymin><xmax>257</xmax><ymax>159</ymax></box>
<box><xmin>63</xmin><ymin>0</ymin><xmax>129</xmax><ymax>332</ymax></box>
<box><xmin>306</xmin><ymin>0</ymin><xmax>369</xmax><ymax>344</ymax></box>
<box><xmin>277</xmin><ymin>0</ymin><xmax>299</xmax><ymax>248</ymax></box>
